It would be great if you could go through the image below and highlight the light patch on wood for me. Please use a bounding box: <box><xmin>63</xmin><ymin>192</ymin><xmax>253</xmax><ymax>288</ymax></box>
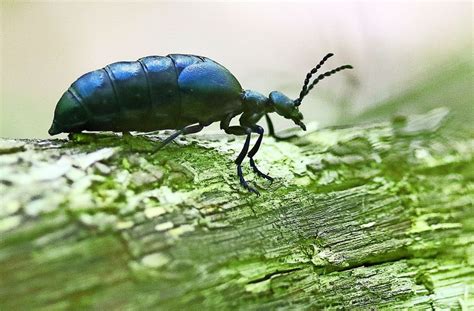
<box><xmin>141</xmin><ymin>253</ymin><xmax>170</xmax><ymax>268</ymax></box>
<box><xmin>167</xmin><ymin>224</ymin><xmax>195</xmax><ymax>239</ymax></box>
<box><xmin>144</xmin><ymin>207</ymin><xmax>166</xmax><ymax>219</ymax></box>
<box><xmin>116</xmin><ymin>220</ymin><xmax>135</xmax><ymax>230</ymax></box>
<box><xmin>245</xmin><ymin>279</ymin><xmax>271</xmax><ymax>294</ymax></box>
<box><xmin>0</xmin><ymin>215</ymin><xmax>22</xmax><ymax>232</ymax></box>
<box><xmin>156</xmin><ymin>186</ymin><xmax>190</xmax><ymax>205</ymax></box>
<box><xmin>73</xmin><ymin>148</ymin><xmax>116</xmax><ymax>170</ymax></box>
<box><xmin>361</xmin><ymin>221</ymin><xmax>376</xmax><ymax>228</ymax></box>
<box><xmin>155</xmin><ymin>221</ymin><xmax>174</xmax><ymax>232</ymax></box>
<box><xmin>79</xmin><ymin>212</ymin><xmax>118</xmax><ymax>230</ymax></box>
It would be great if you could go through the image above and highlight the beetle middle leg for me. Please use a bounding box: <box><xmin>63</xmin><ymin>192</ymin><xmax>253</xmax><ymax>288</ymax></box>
<box><xmin>152</xmin><ymin>123</ymin><xmax>204</xmax><ymax>153</ymax></box>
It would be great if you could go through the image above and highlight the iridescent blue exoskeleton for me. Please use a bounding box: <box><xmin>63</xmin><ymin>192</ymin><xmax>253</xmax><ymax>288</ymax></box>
<box><xmin>49</xmin><ymin>53</ymin><xmax>352</xmax><ymax>194</ymax></box>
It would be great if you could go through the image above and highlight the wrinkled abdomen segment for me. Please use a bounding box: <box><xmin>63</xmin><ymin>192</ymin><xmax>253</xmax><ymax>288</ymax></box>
<box><xmin>138</xmin><ymin>56</ymin><xmax>180</xmax><ymax>128</ymax></box>
<box><xmin>69</xmin><ymin>69</ymin><xmax>121</xmax><ymax>130</ymax></box>
<box><xmin>66</xmin><ymin>56</ymin><xmax>180</xmax><ymax>132</ymax></box>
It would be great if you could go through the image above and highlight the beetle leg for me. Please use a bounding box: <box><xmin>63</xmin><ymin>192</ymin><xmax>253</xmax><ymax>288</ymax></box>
<box><xmin>265</xmin><ymin>114</ymin><xmax>298</xmax><ymax>141</ymax></box>
<box><xmin>247</xmin><ymin>125</ymin><xmax>273</xmax><ymax>183</ymax></box>
<box><xmin>151</xmin><ymin>123</ymin><xmax>204</xmax><ymax>153</ymax></box>
<box><xmin>223</xmin><ymin>126</ymin><xmax>259</xmax><ymax>195</ymax></box>
<box><xmin>236</xmin><ymin>132</ymin><xmax>260</xmax><ymax>196</ymax></box>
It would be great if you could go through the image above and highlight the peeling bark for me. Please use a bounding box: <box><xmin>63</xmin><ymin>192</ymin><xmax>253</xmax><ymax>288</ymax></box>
<box><xmin>0</xmin><ymin>108</ymin><xmax>472</xmax><ymax>310</ymax></box>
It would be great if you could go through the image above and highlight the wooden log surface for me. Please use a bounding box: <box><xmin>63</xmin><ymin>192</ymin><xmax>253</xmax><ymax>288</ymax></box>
<box><xmin>0</xmin><ymin>105</ymin><xmax>472</xmax><ymax>310</ymax></box>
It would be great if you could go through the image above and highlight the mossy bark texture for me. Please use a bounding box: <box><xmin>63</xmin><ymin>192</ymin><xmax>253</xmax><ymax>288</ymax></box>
<box><xmin>0</xmin><ymin>108</ymin><xmax>472</xmax><ymax>310</ymax></box>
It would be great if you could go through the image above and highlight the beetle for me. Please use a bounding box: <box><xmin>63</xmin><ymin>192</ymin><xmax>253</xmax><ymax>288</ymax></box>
<box><xmin>49</xmin><ymin>53</ymin><xmax>352</xmax><ymax>194</ymax></box>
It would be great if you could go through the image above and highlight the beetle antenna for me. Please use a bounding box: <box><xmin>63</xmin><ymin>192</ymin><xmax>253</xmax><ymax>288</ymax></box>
<box><xmin>295</xmin><ymin>53</ymin><xmax>334</xmax><ymax>106</ymax></box>
<box><xmin>296</xmin><ymin>64</ymin><xmax>353</xmax><ymax>105</ymax></box>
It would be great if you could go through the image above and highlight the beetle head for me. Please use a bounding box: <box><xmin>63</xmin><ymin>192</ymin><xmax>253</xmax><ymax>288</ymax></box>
<box><xmin>269</xmin><ymin>54</ymin><xmax>352</xmax><ymax>132</ymax></box>
<box><xmin>269</xmin><ymin>91</ymin><xmax>306</xmax><ymax>131</ymax></box>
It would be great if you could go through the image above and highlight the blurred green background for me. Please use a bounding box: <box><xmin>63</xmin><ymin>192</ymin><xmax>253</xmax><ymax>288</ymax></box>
<box><xmin>1</xmin><ymin>1</ymin><xmax>472</xmax><ymax>138</ymax></box>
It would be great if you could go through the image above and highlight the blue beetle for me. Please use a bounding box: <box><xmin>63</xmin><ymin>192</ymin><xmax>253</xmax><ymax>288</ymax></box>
<box><xmin>49</xmin><ymin>53</ymin><xmax>352</xmax><ymax>194</ymax></box>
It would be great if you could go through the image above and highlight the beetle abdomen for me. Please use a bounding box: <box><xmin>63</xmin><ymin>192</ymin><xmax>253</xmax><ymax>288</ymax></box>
<box><xmin>178</xmin><ymin>61</ymin><xmax>243</xmax><ymax>125</ymax></box>
<box><xmin>49</xmin><ymin>56</ymin><xmax>181</xmax><ymax>134</ymax></box>
<box><xmin>48</xmin><ymin>54</ymin><xmax>243</xmax><ymax>135</ymax></box>
<box><xmin>71</xmin><ymin>69</ymin><xmax>119</xmax><ymax>117</ymax></box>
<box><xmin>137</xmin><ymin>56</ymin><xmax>180</xmax><ymax>127</ymax></box>
<box><xmin>105</xmin><ymin>62</ymin><xmax>149</xmax><ymax>113</ymax></box>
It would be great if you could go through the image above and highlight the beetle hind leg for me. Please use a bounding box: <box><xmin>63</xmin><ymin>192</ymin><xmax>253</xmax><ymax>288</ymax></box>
<box><xmin>151</xmin><ymin>123</ymin><xmax>204</xmax><ymax>154</ymax></box>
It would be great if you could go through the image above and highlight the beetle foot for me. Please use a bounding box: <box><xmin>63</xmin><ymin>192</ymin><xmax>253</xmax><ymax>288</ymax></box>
<box><xmin>249</xmin><ymin>158</ymin><xmax>274</xmax><ymax>183</ymax></box>
<box><xmin>237</xmin><ymin>165</ymin><xmax>260</xmax><ymax>196</ymax></box>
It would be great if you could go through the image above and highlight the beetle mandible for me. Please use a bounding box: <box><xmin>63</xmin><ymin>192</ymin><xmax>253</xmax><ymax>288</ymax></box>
<box><xmin>49</xmin><ymin>53</ymin><xmax>352</xmax><ymax>195</ymax></box>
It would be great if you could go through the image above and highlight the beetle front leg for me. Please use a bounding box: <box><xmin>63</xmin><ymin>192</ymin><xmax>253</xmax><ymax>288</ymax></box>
<box><xmin>223</xmin><ymin>126</ymin><xmax>260</xmax><ymax>195</ymax></box>
<box><xmin>247</xmin><ymin>125</ymin><xmax>273</xmax><ymax>183</ymax></box>
<box><xmin>265</xmin><ymin>114</ymin><xmax>298</xmax><ymax>141</ymax></box>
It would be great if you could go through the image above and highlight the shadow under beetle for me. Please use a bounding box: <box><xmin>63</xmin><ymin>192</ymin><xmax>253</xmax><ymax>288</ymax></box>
<box><xmin>49</xmin><ymin>53</ymin><xmax>352</xmax><ymax>195</ymax></box>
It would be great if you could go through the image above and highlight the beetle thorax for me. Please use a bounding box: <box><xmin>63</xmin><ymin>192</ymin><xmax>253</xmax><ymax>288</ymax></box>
<box><xmin>241</xmin><ymin>90</ymin><xmax>272</xmax><ymax>113</ymax></box>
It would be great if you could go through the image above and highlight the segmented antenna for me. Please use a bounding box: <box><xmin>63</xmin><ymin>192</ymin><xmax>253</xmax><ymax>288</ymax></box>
<box><xmin>295</xmin><ymin>53</ymin><xmax>334</xmax><ymax>106</ymax></box>
<box><xmin>295</xmin><ymin>54</ymin><xmax>353</xmax><ymax>106</ymax></box>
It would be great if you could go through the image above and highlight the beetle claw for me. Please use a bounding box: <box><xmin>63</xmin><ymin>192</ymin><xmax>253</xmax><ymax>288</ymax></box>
<box><xmin>237</xmin><ymin>165</ymin><xmax>260</xmax><ymax>196</ymax></box>
<box><xmin>244</xmin><ymin>184</ymin><xmax>260</xmax><ymax>196</ymax></box>
<box><xmin>247</xmin><ymin>186</ymin><xmax>260</xmax><ymax>196</ymax></box>
<box><xmin>249</xmin><ymin>158</ymin><xmax>274</xmax><ymax>182</ymax></box>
